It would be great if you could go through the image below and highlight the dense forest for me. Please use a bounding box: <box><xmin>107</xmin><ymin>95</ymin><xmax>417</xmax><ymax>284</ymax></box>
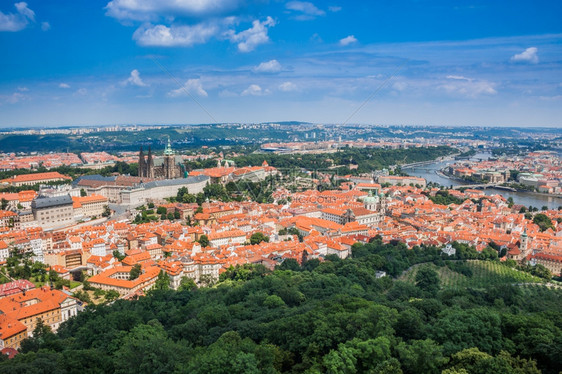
<box><xmin>0</xmin><ymin>126</ymin><xmax>301</xmax><ymax>153</ymax></box>
<box><xmin>2</xmin><ymin>240</ymin><xmax>560</xmax><ymax>373</ymax></box>
<box><xmin>233</xmin><ymin>146</ymin><xmax>455</xmax><ymax>175</ymax></box>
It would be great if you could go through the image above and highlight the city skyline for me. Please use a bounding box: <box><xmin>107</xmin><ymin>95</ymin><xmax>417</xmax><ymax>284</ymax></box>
<box><xmin>1</xmin><ymin>1</ymin><xmax>562</xmax><ymax>127</ymax></box>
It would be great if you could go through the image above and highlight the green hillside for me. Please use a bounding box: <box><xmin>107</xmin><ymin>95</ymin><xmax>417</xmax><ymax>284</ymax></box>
<box><xmin>401</xmin><ymin>260</ymin><xmax>546</xmax><ymax>290</ymax></box>
<box><xmin>2</xmin><ymin>240</ymin><xmax>561</xmax><ymax>373</ymax></box>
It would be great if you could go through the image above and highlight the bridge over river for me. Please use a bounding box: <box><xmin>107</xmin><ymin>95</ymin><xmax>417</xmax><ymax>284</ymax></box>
<box><xmin>450</xmin><ymin>183</ymin><xmax>516</xmax><ymax>191</ymax></box>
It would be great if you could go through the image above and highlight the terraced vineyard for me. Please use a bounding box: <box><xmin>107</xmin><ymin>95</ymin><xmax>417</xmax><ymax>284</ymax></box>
<box><xmin>401</xmin><ymin>260</ymin><xmax>547</xmax><ymax>289</ymax></box>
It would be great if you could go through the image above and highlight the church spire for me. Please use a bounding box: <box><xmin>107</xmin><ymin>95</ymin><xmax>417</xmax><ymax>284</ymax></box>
<box><xmin>147</xmin><ymin>146</ymin><xmax>154</xmax><ymax>178</ymax></box>
<box><xmin>164</xmin><ymin>137</ymin><xmax>174</xmax><ymax>156</ymax></box>
<box><xmin>138</xmin><ymin>146</ymin><xmax>145</xmax><ymax>178</ymax></box>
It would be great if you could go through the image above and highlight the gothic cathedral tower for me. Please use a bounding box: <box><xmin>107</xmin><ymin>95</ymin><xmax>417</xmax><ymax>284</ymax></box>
<box><xmin>163</xmin><ymin>137</ymin><xmax>176</xmax><ymax>179</ymax></box>
<box><xmin>138</xmin><ymin>146</ymin><xmax>146</xmax><ymax>178</ymax></box>
<box><xmin>138</xmin><ymin>138</ymin><xmax>180</xmax><ymax>179</ymax></box>
<box><xmin>147</xmin><ymin>146</ymin><xmax>154</xmax><ymax>178</ymax></box>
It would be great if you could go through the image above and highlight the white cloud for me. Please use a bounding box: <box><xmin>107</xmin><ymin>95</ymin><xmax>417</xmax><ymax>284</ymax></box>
<box><xmin>17</xmin><ymin>86</ymin><xmax>28</xmax><ymax>92</ymax></box>
<box><xmin>279</xmin><ymin>81</ymin><xmax>297</xmax><ymax>92</ymax></box>
<box><xmin>445</xmin><ymin>75</ymin><xmax>470</xmax><ymax>81</ymax></box>
<box><xmin>253</xmin><ymin>59</ymin><xmax>282</xmax><ymax>73</ymax></box>
<box><xmin>392</xmin><ymin>81</ymin><xmax>407</xmax><ymax>91</ymax></box>
<box><xmin>41</xmin><ymin>21</ymin><xmax>50</xmax><ymax>31</ymax></box>
<box><xmin>510</xmin><ymin>47</ymin><xmax>539</xmax><ymax>64</ymax></box>
<box><xmin>242</xmin><ymin>84</ymin><xmax>269</xmax><ymax>96</ymax></box>
<box><xmin>440</xmin><ymin>75</ymin><xmax>497</xmax><ymax>97</ymax></box>
<box><xmin>226</xmin><ymin>17</ymin><xmax>275</xmax><ymax>52</ymax></box>
<box><xmin>310</xmin><ymin>32</ymin><xmax>322</xmax><ymax>43</ymax></box>
<box><xmin>9</xmin><ymin>92</ymin><xmax>25</xmax><ymax>103</ymax></box>
<box><xmin>538</xmin><ymin>95</ymin><xmax>562</xmax><ymax>102</ymax></box>
<box><xmin>132</xmin><ymin>17</ymin><xmax>274</xmax><ymax>50</ymax></box>
<box><xmin>286</xmin><ymin>1</ymin><xmax>325</xmax><ymax>20</ymax></box>
<box><xmin>328</xmin><ymin>6</ymin><xmax>341</xmax><ymax>12</ymax></box>
<box><xmin>219</xmin><ymin>89</ymin><xmax>238</xmax><ymax>97</ymax></box>
<box><xmin>14</xmin><ymin>2</ymin><xmax>34</xmax><ymax>21</ymax></box>
<box><xmin>59</xmin><ymin>83</ymin><xmax>70</xmax><ymax>89</ymax></box>
<box><xmin>339</xmin><ymin>35</ymin><xmax>357</xmax><ymax>46</ymax></box>
<box><xmin>1</xmin><ymin>92</ymin><xmax>26</xmax><ymax>104</ymax></box>
<box><xmin>123</xmin><ymin>69</ymin><xmax>148</xmax><ymax>87</ymax></box>
<box><xmin>105</xmin><ymin>0</ymin><xmax>240</xmax><ymax>21</ymax></box>
<box><xmin>168</xmin><ymin>79</ymin><xmax>208</xmax><ymax>97</ymax></box>
<box><xmin>133</xmin><ymin>21</ymin><xmax>220</xmax><ymax>47</ymax></box>
<box><xmin>0</xmin><ymin>2</ymin><xmax>35</xmax><ymax>32</ymax></box>
<box><xmin>74</xmin><ymin>88</ymin><xmax>88</xmax><ymax>96</ymax></box>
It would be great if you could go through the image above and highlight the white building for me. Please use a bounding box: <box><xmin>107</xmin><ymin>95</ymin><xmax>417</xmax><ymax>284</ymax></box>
<box><xmin>90</xmin><ymin>239</ymin><xmax>107</xmax><ymax>257</ymax></box>
<box><xmin>208</xmin><ymin>229</ymin><xmax>246</xmax><ymax>248</ymax></box>
<box><xmin>30</xmin><ymin>237</ymin><xmax>44</xmax><ymax>263</ymax></box>
<box><xmin>0</xmin><ymin>241</ymin><xmax>9</xmax><ymax>262</ymax></box>
<box><xmin>120</xmin><ymin>175</ymin><xmax>209</xmax><ymax>206</ymax></box>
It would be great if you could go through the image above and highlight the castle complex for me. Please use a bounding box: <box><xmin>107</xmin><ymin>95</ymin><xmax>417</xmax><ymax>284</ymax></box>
<box><xmin>138</xmin><ymin>139</ymin><xmax>183</xmax><ymax>179</ymax></box>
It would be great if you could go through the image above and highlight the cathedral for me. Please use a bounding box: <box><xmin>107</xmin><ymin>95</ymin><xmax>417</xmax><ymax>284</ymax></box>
<box><xmin>138</xmin><ymin>139</ymin><xmax>183</xmax><ymax>179</ymax></box>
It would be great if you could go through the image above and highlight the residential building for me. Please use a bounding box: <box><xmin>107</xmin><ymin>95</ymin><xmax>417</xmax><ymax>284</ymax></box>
<box><xmin>31</xmin><ymin>195</ymin><xmax>74</xmax><ymax>229</ymax></box>
<box><xmin>0</xmin><ymin>172</ymin><xmax>71</xmax><ymax>187</ymax></box>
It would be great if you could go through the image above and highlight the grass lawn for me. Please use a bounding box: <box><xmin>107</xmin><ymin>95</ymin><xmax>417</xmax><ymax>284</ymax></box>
<box><xmin>70</xmin><ymin>281</ymin><xmax>81</xmax><ymax>289</ymax></box>
<box><xmin>401</xmin><ymin>260</ymin><xmax>546</xmax><ymax>290</ymax></box>
<box><xmin>85</xmin><ymin>290</ymin><xmax>108</xmax><ymax>305</ymax></box>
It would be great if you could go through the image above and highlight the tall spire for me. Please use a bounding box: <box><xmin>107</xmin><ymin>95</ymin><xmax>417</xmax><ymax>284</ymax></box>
<box><xmin>138</xmin><ymin>146</ymin><xmax>145</xmax><ymax>178</ymax></box>
<box><xmin>163</xmin><ymin>137</ymin><xmax>176</xmax><ymax>179</ymax></box>
<box><xmin>164</xmin><ymin>137</ymin><xmax>174</xmax><ymax>156</ymax></box>
<box><xmin>147</xmin><ymin>146</ymin><xmax>154</xmax><ymax>178</ymax></box>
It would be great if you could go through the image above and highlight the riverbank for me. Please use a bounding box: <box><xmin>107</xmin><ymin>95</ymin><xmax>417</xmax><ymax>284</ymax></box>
<box><xmin>398</xmin><ymin>153</ymin><xmax>460</xmax><ymax>169</ymax></box>
<box><xmin>401</xmin><ymin>152</ymin><xmax>562</xmax><ymax>209</ymax></box>
<box><xmin>439</xmin><ymin>168</ymin><xmax>562</xmax><ymax>199</ymax></box>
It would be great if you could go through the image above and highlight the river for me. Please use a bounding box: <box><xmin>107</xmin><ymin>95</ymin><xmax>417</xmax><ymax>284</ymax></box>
<box><xmin>402</xmin><ymin>152</ymin><xmax>562</xmax><ymax>210</ymax></box>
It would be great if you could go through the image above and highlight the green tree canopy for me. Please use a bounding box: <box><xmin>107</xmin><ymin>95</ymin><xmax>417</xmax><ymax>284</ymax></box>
<box><xmin>129</xmin><ymin>264</ymin><xmax>142</xmax><ymax>280</ymax></box>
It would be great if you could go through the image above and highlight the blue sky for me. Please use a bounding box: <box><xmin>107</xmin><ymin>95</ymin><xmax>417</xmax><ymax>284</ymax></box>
<box><xmin>1</xmin><ymin>0</ymin><xmax>561</xmax><ymax>127</ymax></box>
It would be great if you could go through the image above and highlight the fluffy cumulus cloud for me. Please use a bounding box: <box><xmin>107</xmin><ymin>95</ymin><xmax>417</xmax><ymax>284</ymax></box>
<box><xmin>168</xmin><ymin>78</ymin><xmax>208</xmax><ymax>97</ymax></box>
<box><xmin>440</xmin><ymin>75</ymin><xmax>497</xmax><ymax>97</ymax></box>
<box><xmin>58</xmin><ymin>83</ymin><xmax>70</xmax><ymax>89</ymax></box>
<box><xmin>226</xmin><ymin>17</ymin><xmax>275</xmax><ymax>52</ymax></box>
<box><xmin>14</xmin><ymin>2</ymin><xmax>34</xmax><ymax>19</ymax></box>
<box><xmin>105</xmin><ymin>0</ymin><xmax>276</xmax><ymax>51</ymax></box>
<box><xmin>132</xmin><ymin>17</ymin><xmax>274</xmax><ymax>51</ymax></box>
<box><xmin>133</xmin><ymin>21</ymin><xmax>221</xmax><ymax>47</ymax></box>
<box><xmin>328</xmin><ymin>6</ymin><xmax>341</xmax><ymax>12</ymax></box>
<box><xmin>279</xmin><ymin>81</ymin><xmax>297</xmax><ymax>92</ymax></box>
<box><xmin>105</xmin><ymin>0</ymin><xmax>240</xmax><ymax>21</ymax></box>
<box><xmin>242</xmin><ymin>84</ymin><xmax>269</xmax><ymax>96</ymax></box>
<box><xmin>0</xmin><ymin>2</ymin><xmax>35</xmax><ymax>32</ymax></box>
<box><xmin>253</xmin><ymin>59</ymin><xmax>282</xmax><ymax>73</ymax></box>
<box><xmin>286</xmin><ymin>1</ymin><xmax>325</xmax><ymax>20</ymax></box>
<box><xmin>339</xmin><ymin>35</ymin><xmax>357</xmax><ymax>46</ymax></box>
<box><xmin>123</xmin><ymin>69</ymin><xmax>148</xmax><ymax>87</ymax></box>
<box><xmin>41</xmin><ymin>21</ymin><xmax>50</xmax><ymax>31</ymax></box>
<box><xmin>510</xmin><ymin>47</ymin><xmax>539</xmax><ymax>64</ymax></box>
